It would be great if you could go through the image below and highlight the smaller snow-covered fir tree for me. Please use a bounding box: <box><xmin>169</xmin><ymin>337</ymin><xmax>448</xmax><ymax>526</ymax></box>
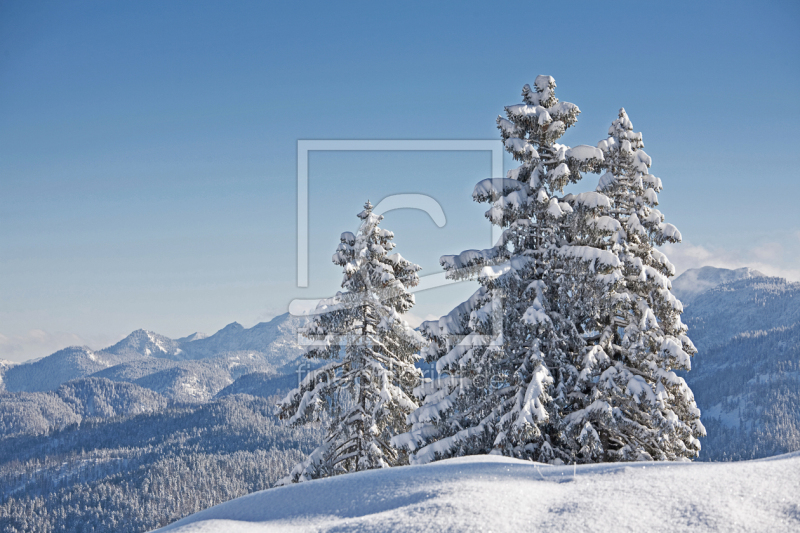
<box><xmin>275</xmin><ymin>201</ymin><xmax>425</xmax><ymax>482</ymax></box>
<box><xmin>562</xmin><ymin>109</ymin><xmax>705</xmax><ymax>462</ymax></box>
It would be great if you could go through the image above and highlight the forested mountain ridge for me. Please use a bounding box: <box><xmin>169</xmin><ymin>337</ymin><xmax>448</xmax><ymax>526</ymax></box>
<box><xmin>671</xmin><ymin>267</ymin><xmax>800</xmax><ymax>461</ymax></box>
<box><xmin>689</xmin><ymin>322</ymin><xmax>800</xmax><ymax>460</ymax></box>
<box><xmin>0</xmin><ymin>394</ymin><xmax>324</xmax><ymax>533</ymax></box>
<box><xmin>678</xmin><ymin>274</ymin><xmax>800</xmax><ymax>350</ymax></box>
<box><xmin>0</xmin><ymin>314</ymin><xmax>317</xmax><ymax>532</ymax></box>
<box><xmin>2</xmin><ymin>346</ymin><xmax>137</xmax><ymax>393</ymax></box>
<box><xmin>0</xmin><ymin>377</ymin><xmax>169</xmax><ymax>438</ymax></box>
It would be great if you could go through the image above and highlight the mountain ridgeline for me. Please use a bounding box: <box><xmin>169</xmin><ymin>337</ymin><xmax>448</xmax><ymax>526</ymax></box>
<box><xmin>1</xmin><ymin>314</ymin><xmax>307</xmax><ymax>400</ymax></box>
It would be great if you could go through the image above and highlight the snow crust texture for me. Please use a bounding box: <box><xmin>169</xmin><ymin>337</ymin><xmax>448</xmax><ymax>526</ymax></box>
<box><xmin>157</xmin><ymin>453</ymin><xmax>800</xmax><ymax>533</ymax></box>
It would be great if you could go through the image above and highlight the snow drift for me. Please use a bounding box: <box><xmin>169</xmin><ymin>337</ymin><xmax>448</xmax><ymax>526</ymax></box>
<box><xmin>156</xmin><ymin>453</ymin><xmax>800</xmax><ymax>532</ymax></box>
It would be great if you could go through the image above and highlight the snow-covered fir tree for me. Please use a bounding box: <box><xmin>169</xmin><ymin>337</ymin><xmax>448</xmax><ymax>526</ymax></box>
<box><xmin>393</xmin><ymin>76</ymin><xmax>615</xmax><ymax>464</ymax></box>
<box><xmin>275</xmin><ymin>201</ymin><xmax>426</xmax><ymax>482</ymax></box>
<box><xmin>560</xmin><ymin>108</ymin><xmax>705</xmax><ymax>462</ymax></box>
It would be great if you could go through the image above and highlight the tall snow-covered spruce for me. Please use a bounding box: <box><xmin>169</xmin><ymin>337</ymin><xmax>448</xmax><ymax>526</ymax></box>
<box><xmin>275</xmin><ymin>201</ymin><xmax>426</xmax><ymax>482</ymax></box>
<box><xmin>393</xmin><ymin>76</ymin><xmax>614</xmax><ymax>464</ymax></box>
<box><xmin>561</xmin><ymin>109</ymin><xmax>705</xmax><ymax>462</ymax></box>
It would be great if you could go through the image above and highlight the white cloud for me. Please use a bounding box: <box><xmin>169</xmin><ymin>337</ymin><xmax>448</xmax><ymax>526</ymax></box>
<box><xmin>0</xmin><ymin>330</ymin><xmax>96</xmax><ymax>363</ymax></box>
<box><xmin>662</xmin><ymin>241</ymin><xmax>800</xmax><ymax>281</ymax></box>
<box><xmin>401</xmin><ymin>312</ymin><xmax>440</xmax><ymax>329</ymax></box>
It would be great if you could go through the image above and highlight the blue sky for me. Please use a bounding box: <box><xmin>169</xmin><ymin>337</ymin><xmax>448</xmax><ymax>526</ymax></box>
<box><xmin>1</xmin><ymin>0</ymin><xmax>798</xmax><ymax>362</ymax></box>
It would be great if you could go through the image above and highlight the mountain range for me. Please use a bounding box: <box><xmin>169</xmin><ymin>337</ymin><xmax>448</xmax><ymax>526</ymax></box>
<box><xmin>0</xmin><ymin>313</ymin><xmax>307</xmax><ymax>401</ymax></box>
<box><xmin>1</xmin><ymin>266</ymin><xmax>800</xmax><ymax>531</ymax></box>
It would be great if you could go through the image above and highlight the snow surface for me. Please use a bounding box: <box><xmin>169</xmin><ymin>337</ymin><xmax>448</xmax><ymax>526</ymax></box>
<box><xmin>155</xmin><ymin>453</ymin><xmax>800</xmax><ymax>533</ymax></box>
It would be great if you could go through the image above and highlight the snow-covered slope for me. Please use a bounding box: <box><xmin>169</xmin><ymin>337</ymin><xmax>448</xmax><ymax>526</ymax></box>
<box><xmin>157</xmin><ymin>454</ymin><xmax>800</xmax><ymax>533</ymax></box>
<box><xmin>672</xmin><ymin>266</ymin><xmax>764</xmax><ymax>305</ymax></box>
<box><xmin>82</xmin><ymin>354</ymin><xmax>278</xmax><ymax>403</ymax></box>
<box><xmin>128</xmin><ymin>363</ymin><xmax>236</xmax><ymax>403</ymax></box>
<box><xmin>686</xmin><ymin>322</ymin><xmax>800</xmax><ymax>461</ymax></box>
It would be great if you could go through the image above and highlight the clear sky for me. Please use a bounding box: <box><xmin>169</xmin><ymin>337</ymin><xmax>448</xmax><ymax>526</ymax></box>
<box><xmin>1</xmin><ymin>0</ymin><xmax>798</xmax><ymax>362</ymax></box>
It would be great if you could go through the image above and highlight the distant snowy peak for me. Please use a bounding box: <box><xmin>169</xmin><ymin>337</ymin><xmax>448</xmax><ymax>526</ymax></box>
<box><xmin>111</xmin><ymin>314</ymin><xmax>307</xmax><ymax>365</ymax></box>
<box><xmin>3</xmin><ymin>313</ymin><xmax>307</xmax><ymax>394</ymax></box>
<box><xmin>176</xmin><ymin>332</ymin><xmax>208</xmax><ymax>343</ymax></box>
<box><xmin>176</xmin><ymin>313</ymin><xmax>307</xmax><ymax>366</ymax></box>
<box><xmin>104</xmin><ymin>329</ymin><xmax>183</xmax><ymax>359</ymax></box>
<box><xmin>672</xmin><ymin>266</ymin><xmax>765</xmax><ymax>304</ymax></box>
